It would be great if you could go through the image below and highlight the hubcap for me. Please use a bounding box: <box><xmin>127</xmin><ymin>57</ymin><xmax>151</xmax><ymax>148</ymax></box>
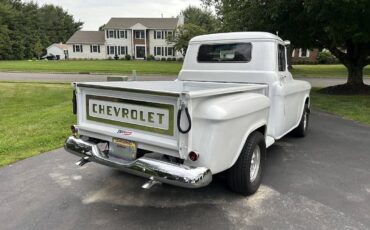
<box><xmin>250</xmin><ymin>145</ymin><xmax>261</xmax><ymax>182</ymax></box>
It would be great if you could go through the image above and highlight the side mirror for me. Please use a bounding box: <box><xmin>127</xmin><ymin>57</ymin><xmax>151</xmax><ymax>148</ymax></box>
<box><xmin>284</xmin><ymin>40</ymin><xmax>291</xmax><ymax>46</ymax></box>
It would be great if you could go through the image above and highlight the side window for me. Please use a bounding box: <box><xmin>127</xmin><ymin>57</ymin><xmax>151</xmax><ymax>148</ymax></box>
<box><xmin>278</xmin><ymin>44</ymin><xmax>286</xmax><ymax>72</ymax></box>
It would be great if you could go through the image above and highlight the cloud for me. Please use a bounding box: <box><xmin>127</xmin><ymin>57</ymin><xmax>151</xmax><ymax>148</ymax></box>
<box><xmin>24</xmin><ymin>0</ymin><xmax>202</xmax><ymax>30</ymax></box>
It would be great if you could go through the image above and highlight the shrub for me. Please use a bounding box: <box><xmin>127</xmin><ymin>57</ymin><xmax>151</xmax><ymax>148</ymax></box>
<box><xmin>125</xmin><ymin>54</ymin><xmax>131</xmax><ymax>60</ymax></box>
<box><xmin>317</xmin><ymin>51</ymin><xmax>339</xmax><ymax>64</ymax></box>
<box><xmin>166</xmin><ymin>57</ymin><xmax>173</xmax><ymax>61</ymax></box>
<box><xmin>171</xmin><ymin>57</ymin><xmax>176</xmax><ymax>61</ymax></box>
<box><xmin>107</xmin><ymin>56</ymin><xmax>113</xmax><ymax>60</ymax></box>
<box><xmin>147</xmin><ymin>55</ymin><xmax>155</xmax><ymax>61</ymax></box>
<box><xmin>177</xmin><ymin>57</ymin><xmax>184</xmax><ymax>62</ymax></box>
<box><xmin>161</xmin><ymin>57</ymin><xmax>167</xmax><ymax>61</ymax></box>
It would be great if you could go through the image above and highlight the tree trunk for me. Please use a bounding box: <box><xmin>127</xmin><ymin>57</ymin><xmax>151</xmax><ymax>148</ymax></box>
<box><xmin>346</xmin><ymin>63</ymin><xmax>364</xmax><ymax>87</ymax></box>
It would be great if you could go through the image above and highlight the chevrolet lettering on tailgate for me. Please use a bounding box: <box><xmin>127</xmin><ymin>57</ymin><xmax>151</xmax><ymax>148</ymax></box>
<box><xmin>86</xmin><ymin>95</ymin><xmax>174</xmax><ymax>135</ymax></box>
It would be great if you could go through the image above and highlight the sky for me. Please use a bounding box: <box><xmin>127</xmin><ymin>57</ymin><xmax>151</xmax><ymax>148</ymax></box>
<box><xmin>25</xmin><ymin>0</ymin><xmax>203</xmax><ymax>30</ymax></box>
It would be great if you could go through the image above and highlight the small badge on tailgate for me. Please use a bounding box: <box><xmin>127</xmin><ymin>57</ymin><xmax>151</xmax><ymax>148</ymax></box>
<box><xmin>117</xmin><ymin>129</ymin><xmax>132</xmax><ymax>136</ymax></box>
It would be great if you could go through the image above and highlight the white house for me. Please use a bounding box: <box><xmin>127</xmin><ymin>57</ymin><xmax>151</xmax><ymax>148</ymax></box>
<box><xmin>46</xmin><ymin>43</ymin><xmax>68</xmax><ymax>60</ymax></box>
<box><xmin>66</xmin><ymin>31</ymin><xmax>106</xmax><ymax>59</ymax></box>
<box><xmin>66</xmin><ymin>17</ymin><xmax>183</xmax><ymax>60</ymax></box>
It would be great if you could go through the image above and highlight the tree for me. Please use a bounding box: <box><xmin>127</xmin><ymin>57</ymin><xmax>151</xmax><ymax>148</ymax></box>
<box><xmin>182</xmin><ymin>6</ymin><xmax>220</xmax><ymax>33</ymax></box>
<box><xmin>99</xmin><ymin>24</ymin><xmax>106</xmax><ymax>31</ymax></box>
<box><xmin>203</xmin><ymin>0</ymin><xmax>370</xmax><ymax>94</ymax></box>
<box><xmin>167</xmin><ymin>6</ymin><xmax>219</xmax><ymax>56</ymax></box>
<box><xmin>168</xmin><ymin>24</ymin><xmax>207</xmax><ymax>55</ymax></box>
<box><xmin>0</xmin><ymin>0</ymin><xmax>82</xmax><ymax>60</ymax></box>
<box><xmin>33</xmin><ymin>39</ymin><xmax>43</xmax><ymax>59</ymax></box>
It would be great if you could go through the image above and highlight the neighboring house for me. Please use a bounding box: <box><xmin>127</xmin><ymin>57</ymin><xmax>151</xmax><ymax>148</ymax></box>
<box><xmin>66</xmin><ymin>31</ymin><xmax>106</xmax><ymax>59</ymax></box>
<box><xmin>66</xmin><ymin>17</ymin><xmax>183</xmax><ymax>60</ymax></box>
<box><xmin>46</xmin><ymin>43</ymin><xmax>68</xmax><ymax>60</ymax></box>
<box><xmin>291</xmin><ymin>48</ymin><xmax>319</xmax><ymax>63</ymax></box>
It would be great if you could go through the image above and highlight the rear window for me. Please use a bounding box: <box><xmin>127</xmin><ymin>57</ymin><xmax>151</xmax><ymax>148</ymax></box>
<box><xmin>197</xmin><ymin>43</ymin><xmax>252</xmax><ymax>63</ymax></box>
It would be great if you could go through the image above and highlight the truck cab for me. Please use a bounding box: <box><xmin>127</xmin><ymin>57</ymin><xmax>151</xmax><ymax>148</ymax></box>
<box><xmin>64</xmin><ymin>32</ymin><xmax>311</xmax><ymax>196</ymax></box>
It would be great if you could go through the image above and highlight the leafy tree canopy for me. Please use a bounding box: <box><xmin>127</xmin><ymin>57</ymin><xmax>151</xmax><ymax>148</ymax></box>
<box><xmin>0</xmin><ymin>0</ymin><xmax>83</xmax><ymax>60</ymax></box>
<box><xmin>203</xmin><ymin>0</ymin><xmax>370</xmax><ymax>93</ymax></box>
<box><xmin>167</xmin><ymin>6</ymin><xmax>220</xmax><ymax>55</ymax></box>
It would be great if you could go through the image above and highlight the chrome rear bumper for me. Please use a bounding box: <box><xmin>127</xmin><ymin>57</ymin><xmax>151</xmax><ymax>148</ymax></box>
<box><xmin>64</xmin><ymin>136</ymin><xmax>212</xmax><ymax>188</ymax></box>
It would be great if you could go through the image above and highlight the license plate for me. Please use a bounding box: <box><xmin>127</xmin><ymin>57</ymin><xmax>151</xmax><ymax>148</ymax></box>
<box><xmin>111</xmin><ymin>138</ymin><xmax>137</xmax><ymax>160</ymax></box>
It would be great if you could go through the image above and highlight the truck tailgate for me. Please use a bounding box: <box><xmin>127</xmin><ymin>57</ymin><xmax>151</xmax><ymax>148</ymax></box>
<box><xmin>74</xmin><ymin>81</ymin><xmax>267</xmax><ymax>158</ymax></box>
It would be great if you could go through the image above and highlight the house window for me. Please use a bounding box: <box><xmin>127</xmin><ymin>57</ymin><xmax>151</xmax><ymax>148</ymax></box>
<box><xmin>299</xmin><ymin>49</ymin><xmax>310</xmax><ymax>58</ymax></box>
<box><xmin>156</xmin><ymin>31</ymin><xmax>162</xmax><ymax>39</ymax></box>
<box><xmin>135</xmin><ymin>30</ymin><xmax>145</xmax><ymax>39</ymax></box>
<box><xmin>109</xmin><ymin>46</ymin><xmax>115</xmax><ymax>55</ymax></box>
<box><xmin>167</xmin><ymin>31</ymin><xmax>173</xmax><ymax>37</ymax></box>
<box><xmin>120</xmin><ymin>30</ymin><xmax>127</xmax><ymax>39</ymax></box>
<box><xmin>108</xmin><ymin>30</ymin><xmax>114</xmax><ymax>38</ymax></box>
<box><xmin>278</xmin><ymin>44</ymin><xmax>286</xmax><ymax>72</ymax></box>
<box><xmin>90</xmin><ymin>45</ymin><xmax>100</xmax><ymax>53</ymax></box>
<box><xmin>168</xmin><ymin>47</ymin><xmax>173</xmax><ymax>56</ymax></box>
<box><xmin>156</xmin><ymin>47</ymin><xmax>162</xmax><ymax>56</ymax></box>
<box><xmin>73</xmin><ymin>44</ymin><xmax>83</xmax><ymax>53</ymax></box>
<box><xmin>120</xmin><ymin>46</ymin><xmax>128</xmax><ymax>55</ymax></box>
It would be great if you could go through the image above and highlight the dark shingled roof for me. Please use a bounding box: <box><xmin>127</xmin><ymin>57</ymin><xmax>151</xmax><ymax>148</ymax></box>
<box><xmin>66</xmin><ymin>31</ymin><xmax>105</xmax><ymax>44</ymax></box>
<box><xmin>104</xmin><ymin>17</ymin><xmax>178</xmax><ymax>29</ymax></box>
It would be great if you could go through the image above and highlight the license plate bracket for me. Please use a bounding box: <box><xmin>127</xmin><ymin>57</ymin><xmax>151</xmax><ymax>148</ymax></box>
<box><xmin>110</xmin><ymin>137</ymin><xmax>137</xmax><ymax>160</ymax></box>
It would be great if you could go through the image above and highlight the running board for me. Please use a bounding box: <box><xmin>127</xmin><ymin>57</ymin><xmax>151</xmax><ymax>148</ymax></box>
<box><xmin>266</xmin><ymin>136</ymin><xmax>275</xmax><ymax>148</ymax></box>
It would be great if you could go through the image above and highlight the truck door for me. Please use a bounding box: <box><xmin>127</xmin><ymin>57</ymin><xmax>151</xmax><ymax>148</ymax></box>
<box><xmin>277</xmin><ymin>44</ymin><xmax>301</xmax><ymax>134</ymax></box>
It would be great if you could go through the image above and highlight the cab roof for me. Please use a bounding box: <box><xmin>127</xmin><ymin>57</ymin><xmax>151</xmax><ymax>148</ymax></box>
<box><xmin>189</xmin><ymin>32</ymin><xmax>283</xmax><ymax>43</ymax></box>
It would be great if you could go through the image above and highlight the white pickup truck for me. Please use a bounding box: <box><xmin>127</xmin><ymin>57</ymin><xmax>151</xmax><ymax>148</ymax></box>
<box><xmin>65</xmin><ymin>32</ymin><xmax>311</xmax><ymax>196</ymax></box>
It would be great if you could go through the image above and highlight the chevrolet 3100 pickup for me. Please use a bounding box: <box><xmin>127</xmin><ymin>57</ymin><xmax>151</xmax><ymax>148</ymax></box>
<box><xmin>64</xmin><ymin>32</ymin><xmax>311</xmax><ymax>196</ymax></box>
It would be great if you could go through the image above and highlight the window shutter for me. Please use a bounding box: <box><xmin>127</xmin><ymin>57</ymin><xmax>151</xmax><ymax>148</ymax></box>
<box><xmin>161</xmin><ymin>47</ymin><xmax>164</xmax><ymax>56</ymax></box>
<box><xmin>161</xmin><ymin>31</ymin><xmax>163</xmax><ymax>39</ymax></box>
<box><xmin>107</xmin><ymin>46</ymin><xmax>109</xmax><ymax>55</ymax></box>
<box><xmin>154</xmin><ymin>46</ymin><xmax>156</xmax><ymax>55</ymax></box>
<box><xmin>114</xmin><ymin>46</ymin><xmax>117</xmax><ymax>55</ymax></box>
<box><xmin>90</xmin><ymin>45</ymin><xmax>92</xmax><ymax>53</ymax></box>
<box><xmin>118</xmin><ymin>46</ymin><xmax>121</xmax><ymax>55</ymax></box>
<box><xmin>80</xmin><ymin>45</ymin><xmax>83</xmax><ymax>52</ymax></box>
<box><xmin>73</xmin><ymin>45</ymin><xmax>75</xmax><ymax>52</ymax></box>
<box><xmin>154</xmin><ymin>30</ymin><xmax>156</xmax><ymax>39</ymax></box>
<box><xmin>106</xmin><ymin>30</ymin><xmax>109</xmax><ymax>38</ymax></box>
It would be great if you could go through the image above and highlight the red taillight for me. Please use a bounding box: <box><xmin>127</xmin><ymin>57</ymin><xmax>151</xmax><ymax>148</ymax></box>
<box><xmin>188</xmin><ymin>151</ymin><xmax>199</xmax><ymax>161</ymax></box>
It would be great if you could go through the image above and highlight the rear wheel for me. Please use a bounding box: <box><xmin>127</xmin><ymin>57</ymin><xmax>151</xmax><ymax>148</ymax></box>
<box><xmin>292</xmin><ymin>103</ymin><xmax>310</xmax><ymax>137</ymax></box>
<box><xmin>227</xmin><ymin>131</ymin><xmax>266</xmax><ymax>196</ymax></box>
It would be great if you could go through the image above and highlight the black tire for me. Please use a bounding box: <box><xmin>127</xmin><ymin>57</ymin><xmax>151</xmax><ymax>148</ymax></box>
<box><xmin>291</xmin><ymin>103</ymin><xmax>310</xmax><ymax>137</ymax></box>
<box><xmin>227</xmin><ymin>131</ymin><xmax>266</xmax><ymax>196</ymax></box>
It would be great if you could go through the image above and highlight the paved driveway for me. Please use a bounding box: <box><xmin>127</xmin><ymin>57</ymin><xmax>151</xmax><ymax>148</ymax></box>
<box><xmin>1</xmin><ymin>72</ymin><xmax>370</xmax><ymax>87</ymax></box>
<box><xmin>1</xmin><ymin>111</ymin><xmax>369</xmax><ymax>230</ymax></box>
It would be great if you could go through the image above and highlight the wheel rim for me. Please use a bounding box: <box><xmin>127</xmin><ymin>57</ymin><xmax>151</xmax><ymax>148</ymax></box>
<box><xmin>250</xmin><ymin>145</ymin><xmax>261</xmax><ymax>182</ymax></box>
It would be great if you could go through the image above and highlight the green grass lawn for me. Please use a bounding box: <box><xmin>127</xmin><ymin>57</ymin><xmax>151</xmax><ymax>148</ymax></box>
<box><xmin>0</xmin><ymin>83</ymin><xmax>369</xmax><ymax>167</ymax></box>
<box><xmin>0</xmin><ymin>60</ymin><xmax>369</xmax><ymax>78</ymax></box>
<box><xmin>0</xmin><ymin>83</ymin><xmax>75</xmax><ymax>166</ymax></box>
<box><xmin>311</xmin><ymin>88</ymin><xmax>370</xmax><ymax>125</ymax></box>
<box><xmin>292</xmin><ymin>64</ymin><xmax>370</xmax><ymax>78</ymax></box>
<box><xmin>0</xmin><ymin>60</ymin><xmax>182</xmax><ymax>75</ymax></box>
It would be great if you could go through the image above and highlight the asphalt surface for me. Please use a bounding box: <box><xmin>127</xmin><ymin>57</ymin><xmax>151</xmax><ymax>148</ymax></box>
<box><xmin>1</xmin><ymin>72</ymin><xmax>370</xmax><ymax>87</ymax></box>
<box><xmin>1</xmin><ymin>110</ymin><xmax>369</xmax><ymax>230</ymax></box>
